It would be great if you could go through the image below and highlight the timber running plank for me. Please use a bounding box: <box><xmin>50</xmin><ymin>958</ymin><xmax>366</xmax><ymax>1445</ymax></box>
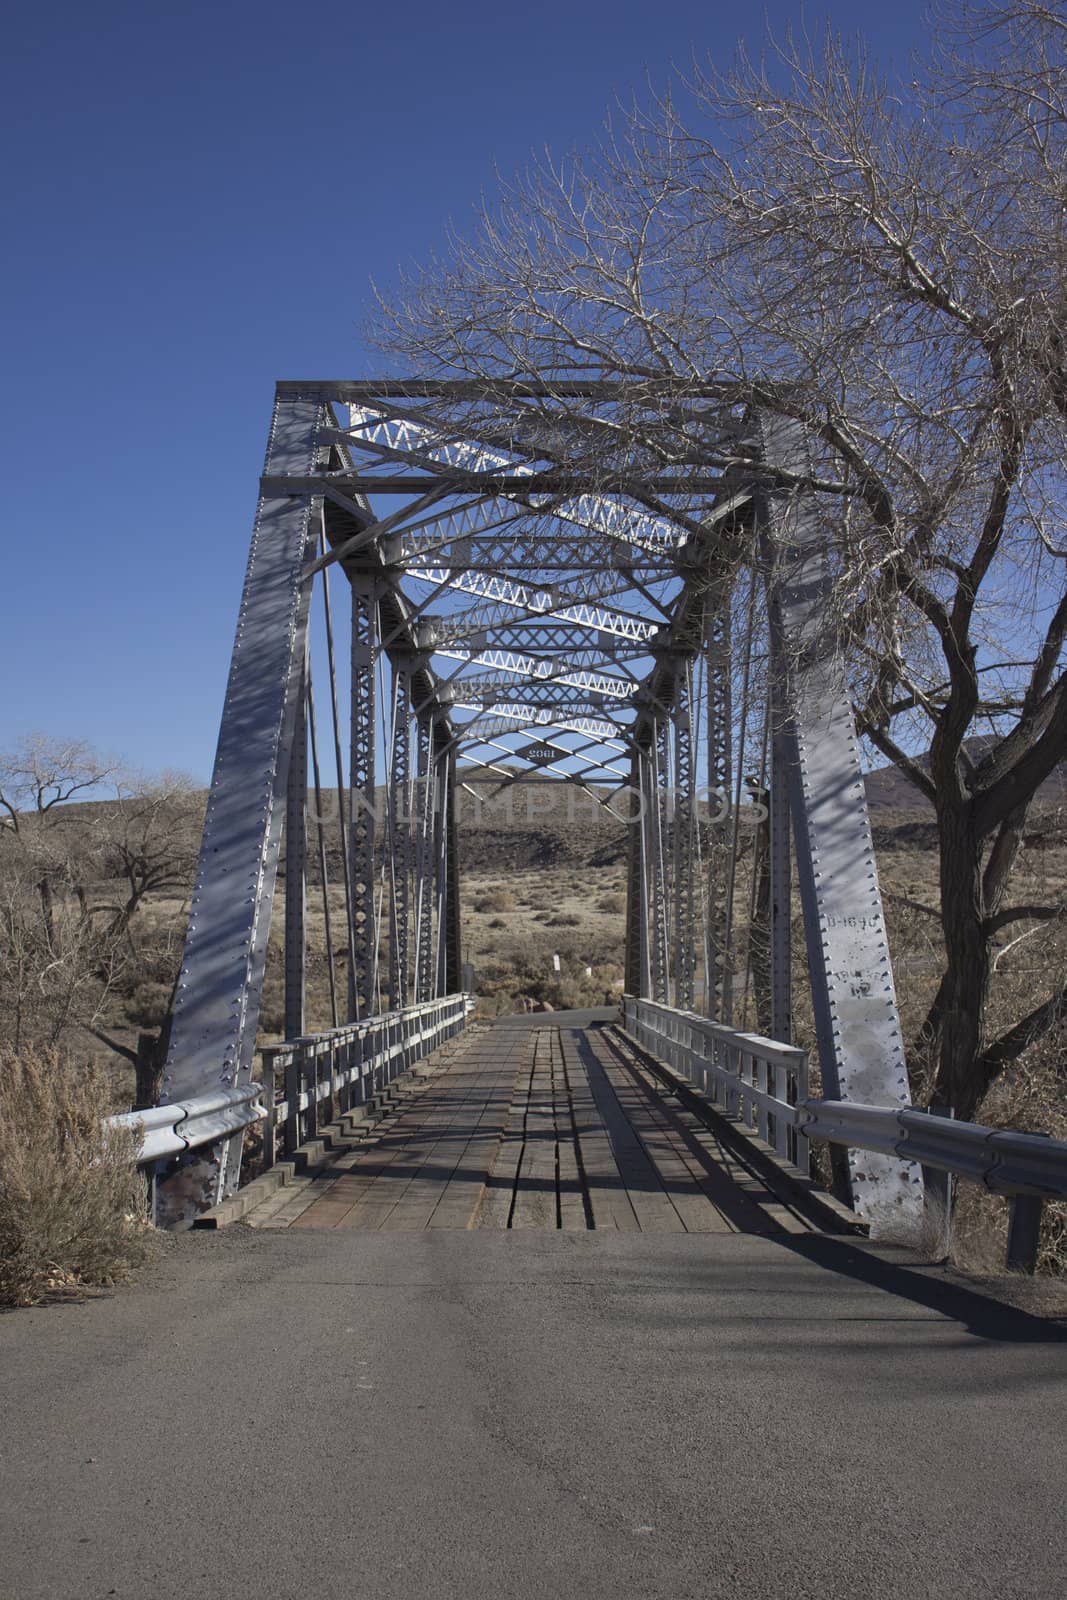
<box><xmin>280</xmin><ymin>1018</ymin><xmax>819</xmax><ymax>1234</ymax></box>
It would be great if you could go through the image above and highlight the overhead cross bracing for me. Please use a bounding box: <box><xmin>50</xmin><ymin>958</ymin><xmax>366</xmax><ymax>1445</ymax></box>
<box><xmin>155</xmin><ymin>378</ymin><xmax>921</xmax><ymax>1234</ymax></box>
<box><xmin>304</xmin><ymin>379</ymin><xmax>751</xmax><ymax>778</ymax></box>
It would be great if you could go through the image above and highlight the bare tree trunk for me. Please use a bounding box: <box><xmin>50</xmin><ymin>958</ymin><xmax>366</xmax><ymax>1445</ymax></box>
<box><xmin>933</xmin><ymin>798</ymin><xmax>992</xmax><ymax>1119</ymax></box>
<box><xmin>37</xmin><ymin>876</ymin><xmax>54</xmax><ymax>949</ymax></box>
<box><xmin>132</xmin><ymin>1031</ymin><xmax>166</xmax><ymax>1110</ymax></box>
<box><xmin>132</xmin><ymin>977</ymin><xmax>177</xmax><ymax>1111</ymax></box>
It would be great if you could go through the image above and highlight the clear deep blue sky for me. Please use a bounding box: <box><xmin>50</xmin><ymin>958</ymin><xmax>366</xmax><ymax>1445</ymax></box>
<box><xmin>2</xmin><ymin>0</ymin><xmax>929</xmax><ymax>781</ymax></box>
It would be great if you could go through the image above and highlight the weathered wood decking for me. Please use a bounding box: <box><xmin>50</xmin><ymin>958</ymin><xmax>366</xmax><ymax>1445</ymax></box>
<box><xmin>251</xmin><ymin>1019</ymin><xmax>817</xmax><ymax>1234</ymax></box>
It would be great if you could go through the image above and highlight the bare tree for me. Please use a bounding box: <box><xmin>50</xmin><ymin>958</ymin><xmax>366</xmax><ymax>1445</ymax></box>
<box><xmin>92</xmin><ymin>774</ymin><xmax>202</xmax><ymax>948</ymax></box>
<box><xmin>0</xmin><ymin>846</ymin><xmax>127</xmax><ymax>1056</ymax></box>
<box><xmin>0</xmin><ymin>734</ymin><xmax>118</xmax><ymax>943</ymax></box>
<box><xmin>0</xmin><ymin>737</ymin><xmax>201</xmax><ymax>1092</ymax></box>
<box><xmin>375</xmin><ymin>1</ymin><xmax>1067</xmax><ymax>1118</ymax></box>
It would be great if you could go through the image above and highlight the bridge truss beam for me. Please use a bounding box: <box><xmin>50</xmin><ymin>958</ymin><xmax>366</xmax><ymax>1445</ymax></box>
<box><xmin>158</xmin><ymin>379</ymin><xmax>920</xmax><ymax>1228</ymax></box>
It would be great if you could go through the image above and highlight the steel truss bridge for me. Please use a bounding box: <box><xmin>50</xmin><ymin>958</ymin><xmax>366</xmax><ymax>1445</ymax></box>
<box><xmin>141</xmin><ymin>380</ymin><xmax>1067</xmax><ymax>1256</ymax></box>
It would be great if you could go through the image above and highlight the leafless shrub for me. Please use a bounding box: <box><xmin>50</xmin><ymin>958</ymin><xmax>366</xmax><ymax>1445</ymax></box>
<box><xmin>472</xmin><ymin>889</ymin><xmax>517</xmax><ymax>914</ymax></box>
<box><xmin>596</xmin><ymin>893</ymin><xmax>627</xmax><ymax>915</ymax></box>
<box><xmin>0</xmin><ymin>1050</ymin><xmax>159</xmax><ymax>1306</ymax></box>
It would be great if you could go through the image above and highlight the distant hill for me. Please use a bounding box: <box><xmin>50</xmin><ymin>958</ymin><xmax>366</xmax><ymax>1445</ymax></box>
<box><xmin>863</xmin><ymin>737</ymin><xmax>1067</xmax><ymax>815</ymax></box>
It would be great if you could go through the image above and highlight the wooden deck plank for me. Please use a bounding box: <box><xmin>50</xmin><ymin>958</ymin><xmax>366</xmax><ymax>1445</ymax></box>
<box><xmin>557</xmin><ymin>1030</ymin><xmax>639</xmax><ymax>1232</ymax></box>
<box><xmin>270</xmin><ymin>1018</ymin><xmax>818</xmax><ymax>1237</ymax></box>
<box><xmin>473</xmin><ymin>1035</ymin><xmax>535</xmax><ymax>1229</ymax></box>
<box><xmin>371</xmin><ymin>1062</ymin><xmax>493</xmax><ymax>1231</ymax></box>
<box><xmin>565</xmin><ymin>1029</ymin><xmax>685</xmax><ymax>1233</ymax></box>
<box><xmin>427</xmin><ymin>1043</ymin><xmax>526</xmax><ymax>1229</ymax></box>
<box><xmin>511</xmin><ymin>1034</ymin><xmax>560</xmax><ymax>1231</ymax></box>
<box><xmin>554</xmin><ymin>1032</ymin><xmax>589</xmax><ymax>1231</ymax></box>
<box><xmin>597</xmin><ymin>1034</ymin><xmax>806</xmax><ymax>1236</ymax></box>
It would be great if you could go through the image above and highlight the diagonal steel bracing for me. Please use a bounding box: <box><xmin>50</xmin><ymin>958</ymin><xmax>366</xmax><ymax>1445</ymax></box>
<box><xmin>158</xmin><ymin>379</ymin><xmax>916</xmax><ymax>1229</ymax></box>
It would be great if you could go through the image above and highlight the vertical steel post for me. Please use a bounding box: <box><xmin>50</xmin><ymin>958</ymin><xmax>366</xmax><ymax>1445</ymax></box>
<box><xmin>433</xmin><ymin>734</ymin><xmax>450</xmax><ymax>997</ymax></box>
<box><xmin>440</xmin><ymin>738</ymin><xmax>463</xmax><ymax>993</ymax></box>
<box><xmin>284</xmin><ymin>642</ymin><xmax>308</xmax><ymax>1040</ymax></box>
<box><xmin>671</xmin><ymin>664</ymin><xmax>697</xmax><ymax>1012</ymax></box>
<box><xmin>389</xmin><ymin>663</ymin><xmax>413</xmax><ymax>1009</ymax></box>
<box><xmin>624</xmin><ymin>747</ymin><xmax>644</xmax><ymax>997</ymax></box>
<box><xmin>349</xmin><ymin>574</ymin><xmax>379</xmax><ymax>1017</ymax></box>
<box><xmin>643</xmin><ymin>725</ymin><xmax>670</xmax><ymax>1004</ymax></box>
<box><xmin>414</xmin><ymin>714</ymin><xmax>436</xmax><ymax>1002</ymax></box>
<box><xmin>1006</xmin><ymin>1195</ymin><xmax>1043</xmax><ymax>1274</ymax></box>
<box><xmin>705</xmin><ymin>596</ymin><xmax>732</xmax><ymax>1022</ymax></box>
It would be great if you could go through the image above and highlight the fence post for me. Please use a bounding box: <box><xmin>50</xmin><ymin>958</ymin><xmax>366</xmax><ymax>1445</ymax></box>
<box><xmin>921</xmin><ymin>1103</ymin><xmax>954</xmax><ymax>1254</ymax></box>
<box><xmin>260</xmin><ymin>1055</ymin><xmax>277</xmax><ymax>1172</ymax></box>
<box><xmin>283</xmin><ymin>1051</ymin><xmax>300</xmax><ymax>1158</ymax></box>
<box><xmin>1006</xmin><ymin>1195</ymin><xmax>1044</xmax><ymax>1274</ymax></box>
<box><xmin>792</xmin><ymin>1052</ymin><xmax>810</xmax><ymax>1175</ymax></box>
<box><xmin>305</xmin><ymin>1043</ymin><xmax>319</xmax><ymax>1140</ymax></box>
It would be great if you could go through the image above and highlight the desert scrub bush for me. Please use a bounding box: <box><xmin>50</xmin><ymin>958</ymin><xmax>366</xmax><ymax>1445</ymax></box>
<box><xmin>0</xmin><ymin>1051</ymin><xmax>158</xmax><ymax>1306</ymax></box>
<box><xmin>596</xmin><ymin>893</ymin><xmax>626</xmax><ymax>915</ymax></box>
<box><xmin>472</xmin><ymin>889</ymin><xmax>516</xmax><ymax>914</ymax></box>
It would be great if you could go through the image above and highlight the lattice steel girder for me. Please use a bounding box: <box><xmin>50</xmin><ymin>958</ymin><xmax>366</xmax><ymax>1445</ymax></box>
<box><xmin>641</xmin><ymin>731</ymin><xmax>671</xmax><ymax>1003</ymax></box>
<box><xmin>335</xmin><ymin>402</ymin><xmax>714</xmax><ymax>544</ymax></box>
<box><xmin>411</xmin><ymin>567</ymin><xmax>665</xmax><ymax>639</ymax></box>
<box><xmin>446</xmin><ymin>672</ymin><xmax>634</xmax><ymax>706</ymax></box>
<box><xmin>452</xmin><ymin>709</ymin><xmax>627</xmax><ymax>746</ymax></box>
<box><xmin>158</xmin><ymin>393</ymin><xmax>325</xmax><ymax>1224</ymax></box>
<box><xmin>704</xmin><ymin>593</ymin><xmax>733</xmax><ymax>1022</ymax></box>
<box><xmin>460</xmin><ymin>727</ymin><xmax>629</xmax><ymax>783</ymax></box>
<box><xmin>264</xmin><ymin>468</ymin><xmax>728</xmax><ymax>499</ymax></box>
<box><xmin>389</xmin><ymin>664</ymin><xmax>415</xmax><ymax>1009</ymax></box>
<box><xmin>434</xmin><ymin>626</ymin><xmax>653</xmax><ymax>660</ymax></box>
<box><xmin>404</xmin><ymin>549</ymin><xmax>677</xmax><ymax>578</ymax></box>
<box><xmin>671</xmin><ymin>666</ymin><xmax>698</xmax><ymax>1012</ymax></box>
<box><xmin>624</xmin><ymin>749</ymin><xmax>645</xmax><ymax>996</ymax></box>
<box><xmin>349</xmin><ymin>572</ymin><xmax>379</xmax><ymax>1018</ymax></box>
<box><xmin>436</xmin><ymin>731</ymin><xmax>463</xmax><ymax>995</ymax></box>
<box><xmin>758</xmin><ymin>413</ymin><xmax>920</xmax><ymax>1227</ymax></box>
<box><xmin>414</xmin><ymin>717</ymin><xmax>436</xmax><ymax>1003</ymax></box>
<box><xmin>435</xmin><ymin>648</ymin><xmax>640</xmax><ymax>690</ymax></box>
<box><xmin>454</xmin><ymin>706</ymin><xmax>633</xmax><ymax>741</ymax></box>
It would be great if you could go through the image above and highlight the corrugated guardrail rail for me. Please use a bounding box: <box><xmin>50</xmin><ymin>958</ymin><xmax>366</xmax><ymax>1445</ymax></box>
<box><xmin>623</xmin><ymin>995</ymin><xmax>1067</xmax><ymax>1271</ymax></box>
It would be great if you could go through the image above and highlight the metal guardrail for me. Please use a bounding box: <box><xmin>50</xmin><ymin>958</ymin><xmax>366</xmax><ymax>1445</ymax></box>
<box><xmin>107</xmin><ymin>1084</ymin><xmax>268</xmax><ymax>1164</ymax></box>
<box><xmin>622</xmin><ymin>996</ymin><xmax>1067</xmax><ymax>1271</ymax></box>
<box><xmin>623</xmin><ymin>996</ymin><xmax>810</xmax><ymax>1172</ymax></box>
<box><xmin>109</xmin><ymin>993</ymin><xmax>475</xmax><ymax>1171</ymax></box>
<box><xmin>258</xmin><ymin>992</ymin><xmax>476</xmax><ymax>1166</ymax></box>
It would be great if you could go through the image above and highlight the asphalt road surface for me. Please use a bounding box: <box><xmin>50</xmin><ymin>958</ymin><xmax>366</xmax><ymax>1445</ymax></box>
<box><xmin>3</xmin><ymin>1226</ymin><xmax>1067</xmax><ymax>1600</ymax></box>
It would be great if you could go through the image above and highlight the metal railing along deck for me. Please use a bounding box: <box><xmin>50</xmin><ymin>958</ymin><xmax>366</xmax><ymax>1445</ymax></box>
<box><xmin>623</xmin><ymin>996</ymin><xmax>1067</xmax><ymax>1271</ymax></box>
<box><xmin>108</xmin><ymin>994</ymin><xmax>475</xmax><ymax>1196</ymax></box>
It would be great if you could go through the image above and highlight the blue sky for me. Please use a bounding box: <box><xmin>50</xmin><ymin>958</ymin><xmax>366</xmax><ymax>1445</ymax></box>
<box><xmin>1</xmin><ymin>0</ymin><xmax>930</xmax><ymax>781</ymax></box>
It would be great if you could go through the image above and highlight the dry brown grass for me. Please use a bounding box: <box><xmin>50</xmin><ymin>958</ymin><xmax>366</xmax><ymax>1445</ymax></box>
<box><xmin>0</xmin><ymin>1050</ymin><xmax>158</xmax><ymax>1306</ymax></box>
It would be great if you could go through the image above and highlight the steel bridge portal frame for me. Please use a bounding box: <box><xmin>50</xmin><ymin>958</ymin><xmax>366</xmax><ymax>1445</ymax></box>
<box><xmin>154</xmin><ymin>382</ymin><xmax>919</xmax><ymax>1227</ymax></box>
